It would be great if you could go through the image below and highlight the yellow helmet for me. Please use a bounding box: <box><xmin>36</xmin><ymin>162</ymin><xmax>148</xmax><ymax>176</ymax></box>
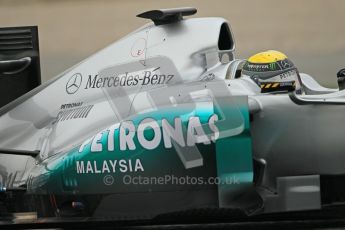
<box><xmin>242</xmin><ymin>50</ymin><xmax>299</xmax><ymax>93</ymax></box>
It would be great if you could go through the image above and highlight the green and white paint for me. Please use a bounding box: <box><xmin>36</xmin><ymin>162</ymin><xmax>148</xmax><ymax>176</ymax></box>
<box><xmin>29</xmin><ymin>96</ymin><xmax>253</xmax><ymax>210</ymax></box>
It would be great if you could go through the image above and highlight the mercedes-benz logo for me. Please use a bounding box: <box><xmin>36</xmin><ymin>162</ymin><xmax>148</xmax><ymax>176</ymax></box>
<box><xmin>66</xmin><ymin>73</ymin><xmax>82</xmax><ymax>94</ymax></box>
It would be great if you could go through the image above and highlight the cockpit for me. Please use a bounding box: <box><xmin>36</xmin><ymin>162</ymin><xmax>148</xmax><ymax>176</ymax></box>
<box><xmin>224</xmin><ymin>56</ymin><xmax>345</xmax><ymax>105</ymax></box>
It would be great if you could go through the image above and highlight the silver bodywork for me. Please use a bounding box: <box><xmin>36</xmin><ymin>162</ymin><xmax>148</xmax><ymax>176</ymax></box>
<box><xmin>0</xmin><ymin>13</ymin><xmax>344</xmax><ymax>215</ymax></box>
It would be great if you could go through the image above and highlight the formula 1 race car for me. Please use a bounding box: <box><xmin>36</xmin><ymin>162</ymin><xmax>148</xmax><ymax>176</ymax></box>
<box><xmin>0</xmin><ymin>7</ymin><xmax>345</xmax><ymax>223</ymax></box>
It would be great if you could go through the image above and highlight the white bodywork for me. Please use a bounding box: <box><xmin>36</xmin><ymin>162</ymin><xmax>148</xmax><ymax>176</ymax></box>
<box><xmin>0</xmin><ymin>17</ymin><xmax>234</xmax><ymax>187</ymax></box>
<box><xmin>0</xmin><ymin>14</ymin><xmax>345</xmax><ymax>214</ymax></box>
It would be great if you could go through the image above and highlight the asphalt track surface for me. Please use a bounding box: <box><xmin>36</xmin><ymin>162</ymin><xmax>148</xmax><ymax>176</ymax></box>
<box><xmin>2</xmin><ymin>206</ymin><xmax>345</xmax><ymax>230</ymax></box>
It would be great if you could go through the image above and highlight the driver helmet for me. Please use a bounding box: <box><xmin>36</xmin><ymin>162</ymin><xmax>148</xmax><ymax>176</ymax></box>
<box><xmin>242</xmin><ymin>50</ymin><xmax>301</xmax><ymax>93</ymax></box>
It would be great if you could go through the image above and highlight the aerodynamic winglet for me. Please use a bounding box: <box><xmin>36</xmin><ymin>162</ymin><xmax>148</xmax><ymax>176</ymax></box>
<box><xmin>137</xmin><ymin>7</ymin><xmax>197</xmax><ymax>25</ymax></box>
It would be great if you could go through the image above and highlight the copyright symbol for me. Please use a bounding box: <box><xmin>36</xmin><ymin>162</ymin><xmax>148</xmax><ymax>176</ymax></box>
<box><xmin>103</xmin><ymin>175</ymin><xmax>114</xmax><ymax>186</ymax></box>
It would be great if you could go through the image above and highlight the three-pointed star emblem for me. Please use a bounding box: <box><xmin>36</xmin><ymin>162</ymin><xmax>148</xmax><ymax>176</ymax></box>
<box><xmin>66</xmin><ymin>73</ymin><xmax>82</xmax><ymax>94</ymax></box>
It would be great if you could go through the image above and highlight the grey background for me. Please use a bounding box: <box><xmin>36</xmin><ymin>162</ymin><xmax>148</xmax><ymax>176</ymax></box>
<box><xmin>0</xmin><ymin>0</ymin><xmax>344</xmax><ymax>87</ymax></box>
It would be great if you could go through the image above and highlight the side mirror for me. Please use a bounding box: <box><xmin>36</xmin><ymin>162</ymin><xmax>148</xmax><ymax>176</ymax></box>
<box><xmin>337</xmin><ymin>68</ymin><xmax>345</xmax><ymax>90</ymax></box>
